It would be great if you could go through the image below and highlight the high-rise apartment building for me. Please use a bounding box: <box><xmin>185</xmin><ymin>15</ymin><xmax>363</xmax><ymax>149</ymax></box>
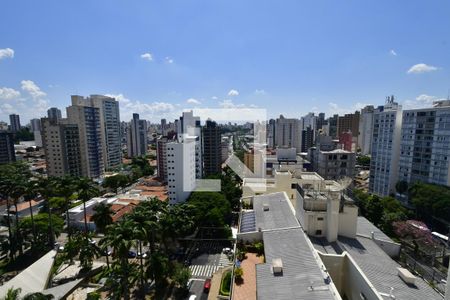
<box><xmin>41</xmin><ymin>118</ymin><xmax>82</xmax><ymax>177</ymax></box>
<box><xmin>0</xmin><ymin>132</ymin><xmax>16</xmax><ymax>164</ymax></box>
<box><xmin>156</xmin><ymin>137</ymin><xmax>169</xmax><ymax>182</ymax></box>
<box><xmin>274</xmin><ymin>115</ymin><xmax>302</xmax><ymax>152</ymax></box>
<box><xmin>398</xmin><ymin>100</ymin><xmax>450</xmax><ymax>186</ymax></box>
<box><xmin>30</xmin><ymin>118</ymin><xmax>43</xmax><ymax>147</ymax></box>
<box><xmin>358</xmin><ymin>105</ymin><xmax>375</xmax><ymax>155</ymax></box>
<box><xmin>337</xmin><ymin>111</ymin><xmax>360</xmax><ymax>140</ymax></box>
<box><xmin>267</xmin><ymin>119</ymin><xmax>276</xmax><ymax>148</ymax></box>
<box><xmin>328</xmin><ymin>114</ymin><xmax>338</xmax><ymax>138</ymax></box>
<box><xmin>161</xmin><ymin>118</ymin><xmax>167</xmax><ymax>136</ymax></box>
<box><xmin>9</xmin><ymin>114</ymin><xmax>21</xmax><ymax>132</ymax></box>
<box><xmin>177</xmin><ymin>111</ymin><xmax>203</xmax><ymax>178</ymax></box>
<box><xmin>369</xmin><ymin>97</ymin><xmax>402</xmax><ymax>196</ymax></box>
<box><xmin>301</xmin><ymin>126</ymin><xmax>314</xmax><ymax>152</ymax></box>
<box><xmin>71</xmin><ymin>95</ymin><xmax>121</xmax><ymax>171</ymax></box>
<box><xmin>67</xmin><ymin>99</ymin><xmax>104</xmax><ymax>178</ymax></box>
<box><xmin>202</xmin><ymin>120</ymin><xmax>222</xmax><ymax>176</ymax></box>
<box><xmin>167</xmin><ymin>136</ymin><xmax>197</xmax><ymax>204</ymax></box>
<box><xmin>308</xmin><ymin>147</ymin><xmax>355</xmax><ymax>180</ymax></box>
<box><xmin>47</xmin><ymin>107</ymin><xmax>62</xmax><ymax>121</ymax></box>
<box><xmin>127</xmin><ymin>113</ymin><xmax>148</xmax><ymax>158</ymax></box>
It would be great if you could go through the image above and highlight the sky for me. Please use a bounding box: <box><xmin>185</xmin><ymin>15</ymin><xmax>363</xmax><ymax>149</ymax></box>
<box><xmin>1</xmin><ymin>0</ymin><xmax>450</xmax><ymax>124</ymax></box>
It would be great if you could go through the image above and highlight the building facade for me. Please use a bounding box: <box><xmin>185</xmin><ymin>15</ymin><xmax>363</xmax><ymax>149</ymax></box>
<box><xmin>369</xmin><ymin>97</ymin><xmax>403</xmax><ymax>196</ymax></box>
<box><xmin>202</xmin><ymin>120</ymin><xmax>222</xmax><ymax>176</ymax></box>
<box><xmin>9</xmin><ymin>114</ymin><xmax>21</xmax><ymax>132</ymax></box>
<box><xmin>67</xmin><ymin>99</ymin><xmax>104</xmax><ymax>178</ymax></box>
<box><xmin>156</xmin><ymin>137</ymin><xmax>168</xmax><ymax>182</ymax></box>
<box><xmin>275</xmin><ymin>115</ymin><xmax>302</xmax><ymax>152</ymax></box>
<box><xmin>0</xmin><ymin>131</ymin><xmax>16</xmax><ymax>164</ymax></box>
<box><xmin>398</xmin><ymin>100</ymin><xmax>450</xmax><ymax>186</ymax></box>
<box><xmin>127</xmin><ymin>113</ymin><xmax>148</xmax><ymax>158</ymax></box>
<box><xmin>71</xmin><ymin>95</ymin><xmax>122</xmax><ymax>171</ymax></box>
<box><xmin>167</xmin><ymin>137</ymin><xmax>196</xmax><ymax>204</ymax></box>
<box><xmin>41</xmin><ymin>118</ymin><xmax>82</xmax><ymax>177</ymax></box>
<box><xmin>47</xmin><ymin>107</ymin><xmax>62</xmax><ymax>121</ymax></box>
<box><xmin>358</xmin><ymin>105</ymin><xmax>375</xmax><ymax>155</ymax></box>
<box><xmin>309</xmin><ymin>148</ymin><xmax>356</xmax><ymax>180</ymax></box>
<box><xmin>337</xmin><ymin>111</ymin><xmax>360</xmax><ymax>141</ymax></box>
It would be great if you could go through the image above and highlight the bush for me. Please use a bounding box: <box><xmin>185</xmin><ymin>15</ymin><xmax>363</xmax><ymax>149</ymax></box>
<box><xmin>234</xmin><ymin>267</ymin><xmax>243</xmax><ymax>282</ymax></box>
<box><xmin>220</xmin><ymin>271</ymin><xmax>232</xmax><ymax>296</ymax></box>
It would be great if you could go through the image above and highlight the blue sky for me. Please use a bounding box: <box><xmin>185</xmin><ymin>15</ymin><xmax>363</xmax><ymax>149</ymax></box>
<box><xmin>1</xmin><ymin>0</ymin><xmax>450</xmax><ymax>123</ymax></box>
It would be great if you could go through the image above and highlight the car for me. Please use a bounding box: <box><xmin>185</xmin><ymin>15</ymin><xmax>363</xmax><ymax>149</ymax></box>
<box><xmin>128</xmin><ymin>251</ymin><xmax>137</xmax><ymax>258</ymax></box>
<box><xmin>188</xmin><ymin>295</ymin><xmax>197</xmax><ymax>300</ymax></box>
<box><xmin>222</xmin><ymin>247</ymin><xmax>231</xmax><ymax>254</ymax></box>
<box><xmin>203</xmin><ymin>278</ymin><xmax>211</xmax><ymax>292</ymax></box>
<box><xmin>137</xmin><ymin>251</ymin><xmax>148</xmax><ymax>259</ymax></box>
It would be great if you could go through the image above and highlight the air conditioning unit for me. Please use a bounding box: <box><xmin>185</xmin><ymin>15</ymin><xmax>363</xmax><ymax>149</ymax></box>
<box><xmin>397</xmin><ymin>267</ymin><xmax>416</xmax><ymax>285</ymax></box>
<box><xmin>263</xmin><ymin>204</ymin><xmax>270</xmax><ymax>211</ymax></box>
<box><xmin>272</xmin><ymin>258</ymin><xmax>283</xmax><ymax>275</ymax></box>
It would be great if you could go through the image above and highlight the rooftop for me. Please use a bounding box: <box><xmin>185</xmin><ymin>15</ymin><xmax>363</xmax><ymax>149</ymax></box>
<box><xmin>253</xmin><ymin>192</ymin><xmax>300</xmax><ymax>231</ymax></box>
<box><xmin>311</xmin><ymin>235</ymin><xmax>443</xmax><ymax>300</ymax></box>
<box><xmin>256</xmin><ymin>228</ymin><xmax>339</xmax><ymax>300</ymax></box>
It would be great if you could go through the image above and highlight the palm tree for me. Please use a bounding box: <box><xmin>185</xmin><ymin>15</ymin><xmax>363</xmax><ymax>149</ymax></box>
<box><xmin>0</xmin><ymin>165</ymin><xmax>17</xmax><ymax>259</ymax></box>
<box><xmin>91</xmin><ymin>202</ymin><xmax>113</xmax><ymax>234</ymax></box>
<box><xmin>55</xmin><ymin>176</ymin><xmax>77</xmax><ymax>238</ymax></box>
<box><xmin>23</xmin><ymin>180</ymin><xmax>39</xmax><ymax>246</ymax></box>
<box><xmin>100</xmin><ymin>220</ymin><xmax>136</xmax><ymax>300</ymax></box>
<box><xmin>2</xmin><ymin>287</ymin><xmax>21</xmax><ymax>300</ymax></box>
<box><xmin>36</xmin><ymin>177</ymin><xmax>58</xmax><ymax>248</ymax></box>
<box><xmin>75</xmin><ymin>177</ymin><xmax>99</xmax><ymax>233</ymax></box>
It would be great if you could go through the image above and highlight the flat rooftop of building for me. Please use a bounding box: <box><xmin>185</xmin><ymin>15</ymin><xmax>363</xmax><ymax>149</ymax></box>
<box><xmin>253</xmin><ymin>192</ymin><xmax>300</xmax><ymax>231</ymax></box>
<box><xmin>256</xmin><ymin>228</ymin><xmax>338</xmax><ymax>300</ymax></box>
<box><xmin>320</xmin><ymin>149</ymin><xmax>353</xmax><ymax>154</ymax></box>
<box><xmin>298</xmin><ymin>172</ymin><xmax>324</xmax><ymax>181</ymax></box>
<box><xmin>357</xmin><ymin>216</ymin><xmax>392</xmax><ymax>241</ymax></box>
<box><xmin>311</xmin><ymin>235</ymin><xmax>442</xmax><ymax>300</ymax></box>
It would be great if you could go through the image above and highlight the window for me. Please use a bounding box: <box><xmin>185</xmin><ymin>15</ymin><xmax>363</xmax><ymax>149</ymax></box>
<box><xmin>315</xmin><ymin>230</ymin><xmax>322</xmax><ymax>235</ymax></box>
<box><xmin>317</xmin><ymin>217</ymin><xmax>324</xmax><ymax>221</ymax></box>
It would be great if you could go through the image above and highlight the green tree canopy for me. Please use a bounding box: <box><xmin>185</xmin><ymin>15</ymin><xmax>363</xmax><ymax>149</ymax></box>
<box><xmin>188</xmin><ymin>192</ymin><xmax>231</xmax><ymax>227</ymax></box>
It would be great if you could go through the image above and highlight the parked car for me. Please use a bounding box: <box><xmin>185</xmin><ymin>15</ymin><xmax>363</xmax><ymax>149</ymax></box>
<box><xmin>128</xmin><ymin>251</ymin><xmax>137</xmax><ymax>258</ymax></box>
<box><xmin>203</xmin><ymin>278</ymin><xmax>211</xmax><ymax>293</ymax></box>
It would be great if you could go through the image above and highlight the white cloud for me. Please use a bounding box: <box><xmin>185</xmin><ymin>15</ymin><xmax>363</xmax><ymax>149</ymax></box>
<box><xmin>186</xmin><ymin>98</ymin><xmax>201</xmax><ymax>105</ymax></box>
<box><xmin>211</xmin><ymin>96</ymin><xmax>218</xmax><ymax>100</ymax></box>
<box><xmin>403</xmin><ymin>94</ymin><xmax>439</xmax><ymax>109</ymax></box>
<box><xmin>21</xmin><ymin>80</ymin><xmax>47</xmax><ymax>99</ymax></box>
<box><xmin>327</xmin><ymin>102</ymin><xmax>368</xmax><ymax>116</ymax></box>
<box><xmin>0</xmin><ymin>87</ymin><xmax>20</xmax><ymax>100</ymax></box>
<box><xmin>219</xmin><ymin>99</ymin><xmax>257</xmax><ymax>109</ymax></box>
<box><xmin>140</xmin><ymin>53</ymin><xmax>153</xmax><ymax>61</ymax></box>
<box><xmin>0</xmin><ymin>48</ymin><xmax>14</xmax><ymax>60</ymax></box>
<box><xmin>106</xmin><ymin>93</ymin><xmax>178</xmax><ymax>121</ymax></box>
<box><xmin>407</xmin><ymin>63</ymin><xmax>439</xmax><ymax>74</ymax></box>
<box><xmin>228</xmin><ymin>89</ymin><xmax>239</xmax><ymax>97</ymax></box>
<box><xmin>390</xmin><ymin>49</ymin><xmax>397</xmax><ymax>56</ymax></box>
<box><xmin>254</xmin><ymin>89</ymin><xmax>266</xmax><ymax>95</ymax></box>
<box><xmin>165</xmin><ymin>57</ymin><xmax>174</xmax><ymax>64</ymax></box>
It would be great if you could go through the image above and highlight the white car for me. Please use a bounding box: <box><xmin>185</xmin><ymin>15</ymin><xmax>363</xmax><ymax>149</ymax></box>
<box><xmin>222</xmin><ymin>247</ymin><xmax>231</xmax><ymax>254</ymax></box>
<box><xmin>189</xmin><ymin>295</ymin><xmax>197</xmax><ymax>300</ymax></box>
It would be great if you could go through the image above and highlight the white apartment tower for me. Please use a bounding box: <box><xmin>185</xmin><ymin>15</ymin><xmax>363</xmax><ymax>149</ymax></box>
<box><xmin>177</xmin><ymin>111</ymin><xmax>203</xmax><ymax>178</ymax></box>
<box><xmin>71</xmin><ymin>95</ymin><xmax>122</xmax><ymax>171</ymax></box>
<box><xmin>127</xmin><ymin>113</ymin><xmax>148</xmax><ymax>158</ymax></box>
<box><xmin>167</xmin><ymin>136</ymin><xmax>197</xmax><ymax>204</ymax></box>
<box><xmin>369</xmin><ymin>96</ymin><xmax>403</xmax><ymax>196</ymax></box>
<box><xmin>358</xmin><ymin>105</ymin><xmax>374</xmax><ymax>155</ymax></box>
<box><xmin>399</xmin><ymin>100</ymin><xmax>450</xmax><ymax>186</ymax></box>
<box><xmin>274</xmin><ymin>115</ymin><xmax>302</xmax><ymax>152</ymax></box>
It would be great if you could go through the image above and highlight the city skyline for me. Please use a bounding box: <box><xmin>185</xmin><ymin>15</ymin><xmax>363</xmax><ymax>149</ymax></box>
<box><xmin>1</xmin><ymin>1</ymin><xmax>450</xmax><ymax>123</ymax></box>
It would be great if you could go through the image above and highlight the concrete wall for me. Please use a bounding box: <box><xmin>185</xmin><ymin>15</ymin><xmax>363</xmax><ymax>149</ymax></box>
<box><xmin>372</xmin><ymin>238</ymin><xmax>401</xmax><ymax>258</ymax></box>
<box><xmin>236</xmin><ymin>231</ymin><xmax>262</xmax><ymax>244</ymax></box>
<box><xmin>338</xmin><ymin>205</ymin><xmax>358</xmax><ymax>238</ymax></box>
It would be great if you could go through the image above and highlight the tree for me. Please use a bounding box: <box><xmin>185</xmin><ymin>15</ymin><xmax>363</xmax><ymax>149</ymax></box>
<box><xmin>36</xmin><ymin>177</ymin><xmax>58</xmax><ymax>248</ymax></box>
<box><xmin>130</xmin><ymin>156</ymin><xmax>155</xmax><ymax>180</ymax></box>
<box><xmin>234</xmin><ymin>267</ymin><xmax>243</xmax><ymax>280</ymax></box>
<box><xmin>394</xmin><ymin>220</ymin><xmax>438</xmax><ymax>254</ymax></box>
<box><xmin>75</xmin><ymin>177</ymin><xmax>100</xmax><ymax>233</ymax></box>
<box><xmin>2</xmin><ymin>287</ymin><xmax>21</xmax><ymax>300</ymax></box>
<box><xmin>395</xmin><ymin>180</ymin><xmax>409</xmax><ymax>195</ymax></box>
<box><xmin>91</xmin><ymin>202</ymin><xmax>113</xmax><ymax>233</ymax></box>
<box><xmin>54</xmin><ymin>176</ymin><xmax>77</xmax><ymax>238</ymax></box>
<box><xmin>102</xmin><ymin>174</ymin><xmax>129</xmax><ymax>194</ymax></box>
<box><xmin>356</xmin><ymin>155</ymin><xmax>370</xmax><ymax>167</ymax></box>
<box><xmin>20</xmin><ymin>213</ymin><xmax>64</xmax><ymax>252</ymax></box>
<box><xmin>409</xmin><ymin>182</ymin><xmax>450</xmax><ymax>224</ymax></box>
<box><xmin>188</xmin><ymin>192</ymin><xmax>231</xmax><ymax>227</ymax></box>
<box><xmin>147</xmin><ymin>251</ymin><xmax>170</xmax><ymax>289</ymax></box>
<box><xmin>22</xmin><ymin>293</ymin><xmax>54</xmax><ymax>300</ymax></box>
<box><xmin>172</xmin><ymin>263</ymin><xmax>191</xmax><ymax>289</ymax></box>
<box><xmin>99</xmin><ymin>220</ymin><xmax>136</xmax><ymax>300</ymax></box>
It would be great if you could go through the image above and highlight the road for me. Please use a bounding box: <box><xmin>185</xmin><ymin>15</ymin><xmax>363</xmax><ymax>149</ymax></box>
<box><xmin>186</xmin><ymin>240</ymin><xmax>233</xmax><ymax>299</ymax></box>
